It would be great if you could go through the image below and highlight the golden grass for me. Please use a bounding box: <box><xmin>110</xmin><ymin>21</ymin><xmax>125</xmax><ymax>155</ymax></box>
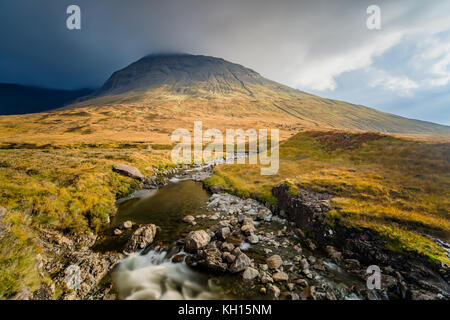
<box><xmin>204</xmin><ymin>130</ymin><xmax>450</xmax><ymax>265</ymax></box>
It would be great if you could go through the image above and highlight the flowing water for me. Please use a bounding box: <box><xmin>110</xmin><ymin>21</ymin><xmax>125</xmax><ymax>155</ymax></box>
<box><xmin>106</xmin><ymin>175</ymin><xmax>366</xmax><ymax>300</ymax></box>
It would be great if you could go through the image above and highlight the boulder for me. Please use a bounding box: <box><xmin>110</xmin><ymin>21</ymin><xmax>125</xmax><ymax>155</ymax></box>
<box><xmin>229</xmin><ymin>253</ymin><xmax>252</xmax><ymax>273</ymax></box>
<box><xmin>123</xmin><ymin>224</ymin><xmax>157</xmax><ymax>252</ymax></box>
<box><xmin>242</xmin><ymin>267</ymin><xmax>259</xmax><ymax>281</ymax></box>
<box><xmin>266</xmin><ymin>255</ymin><xmax>283</xmax><ymax>269</ymax></box>
<box><xmin>221</xmin><ymin>242</ymin><xmax>235</xmax><ymax>252</ymax></box>
<box><xmin>247</xmin><ymin>234</ymin><xmax>259</xmax><ymax>244</ymax></box>
<box><xmin>198</xmin><ymin>247</ymin><xmax>227</xmax><ymax>273</ymax></box>
<box><xmin>184</xmin><ymin>230</ymin><xmax>211</xmax><ymax>253</ymax></box>
<box><xmin>113</xmin><ymin>164</ymin><xmax>145</xmax><ymax>180</ymax></box>
<box><xmin>325</xmin><ymin>245</ymin><xmax>342</xmax><ymax>262</ymax></box>
<box><xmin>222</xmin><ymin>252</ymin><xmax>236</xmax><ymax>264</ymax></box>
<box><xmin>272</xmin><ymin>272</ymin><xmax>289</xmax><ymax>282</ymax></box>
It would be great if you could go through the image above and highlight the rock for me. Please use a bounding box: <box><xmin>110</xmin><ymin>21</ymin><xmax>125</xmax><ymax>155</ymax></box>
<box><xmin>232</xmin><ymin>247</ymin><xmax>242</xmax><ymax>256</ymax></box>
<box><xmin>123</xmin><ymin>224</ymin><xmax>157</xmax><ymax>252</ymax></box>
<box><xmin>267</xmin><ymin>284</ymin><xmax>280</xmax><ymax>299</ymax></box>
<box><xmin>241</xmin><ymin>217</ymin><xmax>254</xmax><ymax>226</ymax></box>
<box><xmin>272</xmin><ymin>272</ymin><xmax>289</xmax><ymax>282</ymax></box>
<box><xmin>222</xmin><ymin>252</ymin><xmax>236</xmax><ymax>264</ymax></box>
<box><xmin>260</xmin><ymin>264</ymin><xmax>268</xmax><ymax>271</ymax></box>
<box><xmin>210</xmin><ymin>185</ymin><xmax>224</xmax><ymax>193</ymax></box>
<box><xmin>260</xmin><ymin>273</ymin><xmax>273</xmax><ymax>284</ymax></box>
<box><xmin>287</xmin><ymin>283</ymin><xmax>295</xmax><ymax>291</ymax></box>
<box><xmin>112</xmin><ymin>164</ymin><xmax>144</xmax><ymax>180</ymax></box>
<box><xmin>122</xmin><ymin>221</ymin><xmax>133</xmax><ymax>229</ymax></box>
<box><xmin>182</xmin><ymin>215</ymin><xmax>196</xmax><ymax>225</ymax></box>
<box><xmin>294</xmin><ymin>228</ymin><xmax>305</xmax><ymax>238</ymax></box>
<box><xmin>172</xmin><ymin>254</ymin><xmax>185</xmax><ymax>263</ymax></box>
<box><xmin>299</xmin><ymin>258</ymin><xmax>310</xmax><ymax>270</ymax></box>
<box><xmin>259</xmin><ymin>287</ymin><xmax>267</xmax><ymax>295</ymax></box>
<box><xmin>306</xmin><ymin>239</ymin><xmax>316</xmax><ymax>251</ymax></box>
<box><xmin>241</xmin><ymin>224</ymin><xmax>256</xmax><ymax>236</ymax></box>
<box><xmin>221</xmin><ymin>242</ymin><xmax>235</xmax><ymax>252</ymax></box>
<box><xmin>113</xmin><ymin>229</ymin><xmax>122</xmax><ymax>236</ymax></box>
<box><xmin>0</xmin><ymin>206</ymin><xmax>6</xmax><ymax>217</ymax></box>
<box><xmin>216</xmin><ymin>227</ymin><xmax>231</xmax><ymax>241</ymax></box>
<box><xmin>185</xmin><ymin>230</ymin><xmax>211</xmax><ymax>253</ymax></box>
<box><xmin>266</xmin><ymin>255</ymin><xmax>283</xmax><ymax>269</ymax></box>
<box><xmin>307</xmin><ymin>256</ymin><xmax>317</xmax><ymax>264</ymax></box>
<box><xmin>229</xmin><ymin>253</ymin><xmax>252</xmax><ymax>273</ymax></box>
<box><xmin>198</xmin><ymin>247</ymin><xmax>227</xmax><ymax>273</ymax></box>
<box><xmin>325</xmin><ymin>245</ymin><xmax>342</xmax><ymax>262</ymax></box>
<box><xmin>301</xmin><ymin>286</ymin><xmax>316</xmax><ymax>300</ymax></box>
<box><xmin>242</xmin><ymin>267</ymin><xmax>259</xmax><ymax>280</ymax></box>
<box><xmin>295</xmin><ymin>279</ymin><xmax>309</xmax><ymax>287</ymax></box>
<box><xmin>247</xmin><ymin>234</ymin><xmax>259</xmax><ymax>244</ymax></box>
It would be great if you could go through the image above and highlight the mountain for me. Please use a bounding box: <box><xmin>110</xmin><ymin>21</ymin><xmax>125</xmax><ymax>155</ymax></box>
<box><xmin>0</xmin><ymin>54</ymin><xmax>449</xmax><ymax>145</ymax></box>
<box><xmin>0</xmin><ymin>83</ymin><xmax>94</xmax><ymax>115</ymax></box>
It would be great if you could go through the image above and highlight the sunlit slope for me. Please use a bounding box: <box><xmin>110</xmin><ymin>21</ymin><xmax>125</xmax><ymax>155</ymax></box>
<box><xmin>0</xmin><ymin>54</ymin><xmax>449</xmax><ymax>144</ymax></box>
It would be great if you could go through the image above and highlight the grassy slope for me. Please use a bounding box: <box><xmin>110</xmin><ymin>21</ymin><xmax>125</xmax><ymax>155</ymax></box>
<box><xmin>204</xmin><ymin>130</ymin><xmax>450</xmax><ymax>265</ymax></box>
<box><xmin>0</xmin><ymin>144</ymin><xmax>174</xmax><ymax>298</ymax></box>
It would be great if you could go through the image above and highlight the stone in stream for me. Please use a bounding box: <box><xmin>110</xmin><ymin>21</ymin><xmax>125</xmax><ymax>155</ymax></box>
<box><xmin>325</xmin><ymin>245</ymin><xmax>343</xmax><ymax>262</ymax></box>
<box><xmin>112</xmin><ymin>164</ymin><xmax>145</xmax><ymax>180</ymax></box>
<box><xmin>222</xmin><ymin>252</ymin><xmax>236</xmax><ymax>264</ymax></box>
<box><xmin>229</xmin><ymin>253</ymin><xmax>252</xmax><ymax>273</ymax></box>
<box><xmin>247</xmin><ymin>234</ymin><xmax>259</xmax><ymax>244</ymax></box>
<box><xmin>267</xmin><ymin>284</ymin><xmax>280</xmax><ymax>299</ymax></box>
<box><xmin>123</xmin><ymin>224</ymin><xmax>157</xmax><ymax>252</ymax></box>
<box><xmin>184</xmin><ymin>230</ymin><xmax>211</xmax><ymax>253</ymax></box>
<box><xmin>216</xmin><ymin>227</ymin><xmax>231</xmax><ymax>241</ymax></box>
<box><xmin>198</xmin><ymin>247</ymin><xmax>227</xmax><ymax>273</ymax></box>
<box><xmin>272</xmin><ymin>272</ymin><xmax>289</xmax><ymax>282</ymax></box>
<box><xmin>182</xmin><ymin>215</ymin><xmax>196</xmax><ymax>225</ymax></box>
<box><xmin>266</xmin><ymin>255</ymin><xmax>283</xmax><ymax>269</ymax></box>
<box><xmin>221</xmin><ymin>242</ymin><xmax>235</xmax><ymax>252</ymax></box>
<box><xmin>240</xmin><ymin>224</ymin><xmax>256</xmax><ymax>236</ymax></box>
<box><xmin>122</xmin><ymin>221</ymin><xmax>133</xmax><ymax>229</ymax></box>
<box><xmin>242</xmin><ymin>267</ymin><xmax>259</xmax><ymax>281</ymax></box>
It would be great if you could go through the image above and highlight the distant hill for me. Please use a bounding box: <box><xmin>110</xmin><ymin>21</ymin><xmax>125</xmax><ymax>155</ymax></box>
<box><xmin>0</xmin><ymin>54</ymin><xmax>448</xmax><ymax>145</ymax></box>
<box><xmin>0</xmin><ymin>83</ymin><xmax>94</xmax><ymax>115</ymax></box>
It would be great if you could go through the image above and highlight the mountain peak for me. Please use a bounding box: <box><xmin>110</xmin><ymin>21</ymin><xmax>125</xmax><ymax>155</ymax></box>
<box><xmin>95</xmin><ymin>54</ymin><xmax>278</xmax><ymax>97</ymax></box>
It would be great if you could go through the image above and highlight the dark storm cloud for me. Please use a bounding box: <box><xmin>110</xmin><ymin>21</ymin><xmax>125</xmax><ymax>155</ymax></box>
<box><xmin>0</xmin><ymin>0</ymin><xmax>449</xmax><ymax>124</ymax></box>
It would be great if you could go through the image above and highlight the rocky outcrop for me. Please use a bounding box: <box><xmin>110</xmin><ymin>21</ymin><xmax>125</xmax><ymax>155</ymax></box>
<box><xmin>113</xmin><ymin>164</ymin><xmax>145</xmax><ymax>180</ymax></box>
<box><xmin>271</xmin><ymin>182</ymin><xmax>450</xmax><ymax>300</ymax></box>
<box><xmin>123</xmin><ymin>224</ymin><xmax>157</xmax><ymax>253</ymax></box>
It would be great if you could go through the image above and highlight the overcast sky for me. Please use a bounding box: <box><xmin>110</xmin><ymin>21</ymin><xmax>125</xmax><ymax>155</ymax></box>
<box><xmin>1</xmin><ymin>0</ymin><xmax>449</xmax><ymax>125</ymax></box>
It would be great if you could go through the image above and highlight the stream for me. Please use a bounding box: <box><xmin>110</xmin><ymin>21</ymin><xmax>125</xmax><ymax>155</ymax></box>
<box><xmin>98</xmin><ymin>168</ymin><xmax>367</xmax><ymax>300</ymax></box>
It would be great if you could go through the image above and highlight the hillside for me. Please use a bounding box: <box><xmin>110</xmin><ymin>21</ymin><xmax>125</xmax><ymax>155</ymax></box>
<box><xmin>0</xmin><ymin>54</ymin><xmax>448</xmax><ymax>146</ymax></box>
<box><xmin>0</xmin><ymin>83</ymin><xmax>93</xmax><ymax>115</ymax></box>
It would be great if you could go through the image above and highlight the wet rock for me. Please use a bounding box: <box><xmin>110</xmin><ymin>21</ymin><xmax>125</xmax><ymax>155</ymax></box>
<box><xmin>241</xmin><ymin>224</ymin><xmax>256</xmax><ymax>236</ymax></box>
<box><xmin>229</xmin><ymin>253</ymin><xmax>252</xmax><ymax>273</ymax></box>
<box><xmin>113</xmin><ymin>164</ymin><xmax>144</xmax><ymax>180</ymax></box>
<box><xmin>182</xmin><ymin>215</ymin><xmax>196</xmax><ymax>225</ymax></box>
<box><xmin>221</xmin><ymin>242</ymin><xmax>235</xmax><ymax>252</ymax></box>
<box><xmin>247</xmin><ymin>234</ymin><xmax>259</xmax><ymax>244</ymax></box>
<box><xmin>326</xmin><ymin>245</ymin><xmax>342</xmax><ymax>262</ymax></box>
<box><xmin>113</xmin><ymin>228</ymin><xmax>122</xmax><ymax>236</ymax></box>
<box><xmin>198</xmin><ymin>247</ymin><xmax>227</xmax><ymax>273</ymax></box>
<box><xmin>172</xmin><ymin>254</ymin><xmax>185</xmax><ymax>263</ymax></box>
<box><xmin>267</xmin><ymin>284</ymin><xmax>280</xmax><ymax>299</ymax></box>
<box><xmin>301</xmin><ymin>286</ymin><xmax>316</xmax><ymax>300</ymax></box>
<box><xmin>242</xmin><ymin>267</ymin><xmax>259</xmax><ymax>280</ymax></box>
<box><xmin>222</xmin><ymin>252</ymin><xmax>236</xmax><ymax>264</ymax></box>
<box><xmin>259</xmin><ymin>287</ymin><xmax>267</xmax><ymax>295</ymax></box>
<box><xmin>266</xmin><ymin>255</ymin><xmax>283</xmax><ymax>269</ymax></box>
<box><xmin>260</xmin><ymin>272</ymin><xmax>274</xmax><ymax>284</ymax></box>
<box><xmin>185</xmin><ymin>230</ymin><xmax>211</xmax><ymax>253</ymax></box>
<box><xmin>272</xmin><ymin>272</ymin><xmax>289</xmax><ymax>282</ymax></box>
<box><xmin>216</xmin><ymin>227</ymin><xmax>231</xmax><ymax>241</ymax></box>
<box><xmin>122</xmin><ymin>221</ymin><xmax>133</xmax><ymax>229</ymax></box>
<box><xmin>123</xmin><ymin>224</ymin><xmax>157</xmax><ymax>252</ymax></box>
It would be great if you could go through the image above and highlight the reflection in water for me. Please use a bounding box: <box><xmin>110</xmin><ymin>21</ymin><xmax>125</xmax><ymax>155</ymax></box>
<box><xmin>113</xmin><ymin>249</ymin><xmax>221</xmax><ymax>300</ymax></box>
<box><xmin>112</xmin><ymin>180</ymin><xmax>212</xmax><ymax>245</ymax></box>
